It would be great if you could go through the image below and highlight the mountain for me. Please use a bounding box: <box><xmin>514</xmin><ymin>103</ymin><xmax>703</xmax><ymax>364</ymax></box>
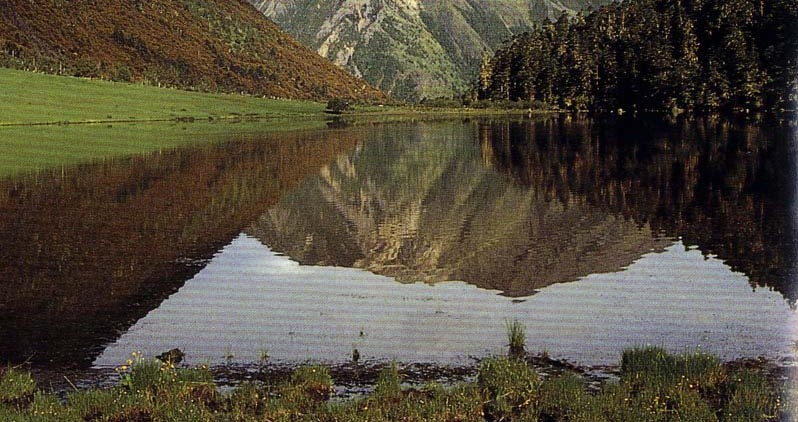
<box><xmin>249</xmin><ymin>0</ymin><xmax>608</xmax><ymax>101</ymax></box>
<box><xmin>0</xmin><ymin>0</ymin><xmax>385</xmax><ymax>101</ymax></box>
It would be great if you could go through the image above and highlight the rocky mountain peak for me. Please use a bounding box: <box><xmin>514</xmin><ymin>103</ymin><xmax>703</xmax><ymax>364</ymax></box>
<box><xmin>251</xmin><ymin>0</ymin><xmax>609</xmax><ymax>100</ymax></box>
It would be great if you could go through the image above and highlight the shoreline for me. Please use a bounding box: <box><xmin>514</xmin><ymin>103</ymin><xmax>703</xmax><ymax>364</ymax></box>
<box><xmin>25</xmin><ymin>351</ymin><xmax>795</xmax><ymax>399</ymax></box>
<box><xmin>6</xmin><ymin>348</ymin><xmax>792</xmax><ymax>420</ymax></box>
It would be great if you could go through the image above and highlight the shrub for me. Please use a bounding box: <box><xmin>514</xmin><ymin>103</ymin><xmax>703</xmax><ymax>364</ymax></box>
<box><xmin>326</xmin><ymin>98</ymin><xmax>352</xmax><ymax>114</ymax></box>
<box><xmin>115</xmin><ymin>65</ymin><xmax>132</xmax><ymax>82</ymax></box>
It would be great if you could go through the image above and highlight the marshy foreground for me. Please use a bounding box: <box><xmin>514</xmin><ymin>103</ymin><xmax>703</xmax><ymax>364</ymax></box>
<box><xmin>1</xmin><ymin>346</ymin><xmax>795</xmax><ymax>421</ymax></box>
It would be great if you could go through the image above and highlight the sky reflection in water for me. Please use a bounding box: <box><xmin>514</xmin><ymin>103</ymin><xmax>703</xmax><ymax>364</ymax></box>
<box><xmin>96</xmin><ymin>234</ymin><xmax>797</xmax><ymax>368</ymax></box>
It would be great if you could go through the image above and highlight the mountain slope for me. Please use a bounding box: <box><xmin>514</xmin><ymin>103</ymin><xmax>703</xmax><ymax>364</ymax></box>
<box><xmin>0</xmin><ymin>0</ymin><xmax>385</xmax><ymax>101</ymax></box>
<box><xmin>249</xmin><ymin>0</ymin><xmax>607</xmax><ymax>101</ymax></box>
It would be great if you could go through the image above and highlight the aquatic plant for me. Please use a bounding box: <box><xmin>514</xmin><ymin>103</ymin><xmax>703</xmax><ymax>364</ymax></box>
<box><xmin>505</xmin><ymin>318</ymin><xmax>526</xmax><ymax>357</ymax></box>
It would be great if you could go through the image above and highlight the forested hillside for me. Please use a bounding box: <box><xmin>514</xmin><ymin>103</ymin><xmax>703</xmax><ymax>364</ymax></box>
<box><xmin>0</xmin><ymin>0</ymin><xmax>385</xmax><ymax>101</ymax></box>
<box><xmin>476</xmin><ymin>0</ymin><xmax>798</xmax><ymax>112</ymax></box>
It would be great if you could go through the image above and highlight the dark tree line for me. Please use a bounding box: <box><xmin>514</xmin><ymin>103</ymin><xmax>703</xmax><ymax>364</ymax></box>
<box><xmin>475</xmin><ymin>0</ymin><xmax>798</xmax><ymax>113</ymax></box>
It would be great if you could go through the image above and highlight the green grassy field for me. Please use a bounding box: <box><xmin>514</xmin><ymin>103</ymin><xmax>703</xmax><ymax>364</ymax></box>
<box><xmin>0</xmin><ymin>67</ymin><xmax>335</xmax><ymax>178</ymax></box>
<box><xmin>0</xmin><ymin>68</ymin><xmax>326</xmax><ymax>125</ymax></box>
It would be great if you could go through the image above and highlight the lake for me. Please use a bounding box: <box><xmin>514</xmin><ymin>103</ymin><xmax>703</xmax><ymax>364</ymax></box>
<box><xmin>1</xmin><ymin>115</ymin><xmax>796</xmax><ymax>371</ymax></box>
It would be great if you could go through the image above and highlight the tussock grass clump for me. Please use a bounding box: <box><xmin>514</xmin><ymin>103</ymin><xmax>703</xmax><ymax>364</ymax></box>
<box><xmin>342</xmin><ymin>382</ymin><xmax>484</xmax><ymax>422</ymax></box>
<box><xmin>373</xmin><ymin>363</ymin><xmax>403</xmax><ymax>399</ymax></box>
<box><xmin>226</xmin><ymin>382</ymin><xmax>269</xmax><ymax>417</ymax></box>
<box><xmin>538</xmin><ymin>372</ymin><xmax>594</xmax><ymax>420</ymax></box>
<box><xmin>0</xmin><ymin>369</ymin><xmax>35</xmax><ymax>409</ymax></box>
<box><xmin>67</xmin><ymin>388</ymin><xmax>137</xmax><ymax>421</ymax></box>
<box><xmin>288</xmin><ymin>364</ymin><xmax>333</xmax><ymax>402</ymax></box>
<box><xmin>612</xmin><ymin>347</ymin><xmax>775</xmax><ymax>421</ymax></box>
<box><xmin>621</xmin><ymin>347</ymin><xmax>725</xmax><ymax>386</ymax></box>
<box><xmin>336</xmin><ymin>369</ymin><xmax>484</xmax><ymax>422</ymax></box>
<box><xmin>260</xmin><ymin>363</ymin><xmax>334</xmax><ymax>419</ymax></box>
<box><xmin>722</xmin><ymin>369</ymin><xmax>780</xmax><ymax>421</ymax></box>
<box><xmin>620</xmin><ymin>347</ymin><xmax>728</xmax><ymax>410</ymax></box>
<box><xmin>478</xmin><ymin>356</ymin><xmax>540</xmax><ymax>419</ymax></box>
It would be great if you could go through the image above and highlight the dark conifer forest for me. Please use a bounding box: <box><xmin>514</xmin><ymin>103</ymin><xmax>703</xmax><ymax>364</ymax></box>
<box><xmin>476</xmin><ymin>0</ymin><xmax>798</xmax><ymax>113</ymax></box>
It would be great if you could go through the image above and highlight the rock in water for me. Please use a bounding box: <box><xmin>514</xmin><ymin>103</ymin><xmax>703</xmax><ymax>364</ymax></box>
<box><xmin>156</xmin><ymin>348</ymin><xmax>185</xmax><ymax>364</ymax></box>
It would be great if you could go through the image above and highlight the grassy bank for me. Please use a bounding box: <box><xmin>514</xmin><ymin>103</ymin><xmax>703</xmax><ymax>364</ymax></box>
<box><xmin>0</xmin><ymin>68</ymin><xmax>326</xmax><ymax>125</ymax></box>
<box><xmin>0</xmin><ymin>67</ymin><xmax>549</xmax><ymax>126</ymax></box>
<box><xmin>0</xmin><ymin>67</ymin><xmax>335</xmax><ymax>178</ymax></box>
<box><xmin>0</xmin><ymin>348</ymin><xmax>794</xmax><ymax>421</ymax></box>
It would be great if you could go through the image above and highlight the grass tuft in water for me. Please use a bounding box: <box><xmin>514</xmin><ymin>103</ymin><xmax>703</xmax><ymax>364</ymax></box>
<box><xmin>505</xmin><ymin>318</ymin><xmax>526</xmax><ymax>357</ymax></box>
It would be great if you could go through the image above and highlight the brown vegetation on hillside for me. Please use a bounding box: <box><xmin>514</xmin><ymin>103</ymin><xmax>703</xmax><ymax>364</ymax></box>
<box><xmin>0</xmin><ymin>0</ymin><xmax>387</xmax><ymax>102</ymax></box>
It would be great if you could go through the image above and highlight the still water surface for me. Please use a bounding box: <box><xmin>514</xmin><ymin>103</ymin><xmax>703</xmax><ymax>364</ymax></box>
<box><xmin>97</xmin><ymin>235</ymin><xmax>795</xmax><ymax>367</ymax></box>
<box><xmin>1</xmin><ymin>116</ymin><xmax>796</xmax><ymax>369</ymax></box>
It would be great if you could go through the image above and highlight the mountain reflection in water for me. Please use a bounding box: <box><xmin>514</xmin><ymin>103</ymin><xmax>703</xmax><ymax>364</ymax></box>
<box><xmin>0</xmin><ymin>116</ymin><xmax>795</xmax><ymax>369</ymax></box>
<box><xmin>250</xmin><ymin>117</ymin><xmax>796</xmax><ymax>301</ymax></box>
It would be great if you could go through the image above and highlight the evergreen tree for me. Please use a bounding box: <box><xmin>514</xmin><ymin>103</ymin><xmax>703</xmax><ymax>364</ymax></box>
<box><xmin>476</xmin><ymin>0</ymin><xmax>797</xmax><ymax>113</ymax></box>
